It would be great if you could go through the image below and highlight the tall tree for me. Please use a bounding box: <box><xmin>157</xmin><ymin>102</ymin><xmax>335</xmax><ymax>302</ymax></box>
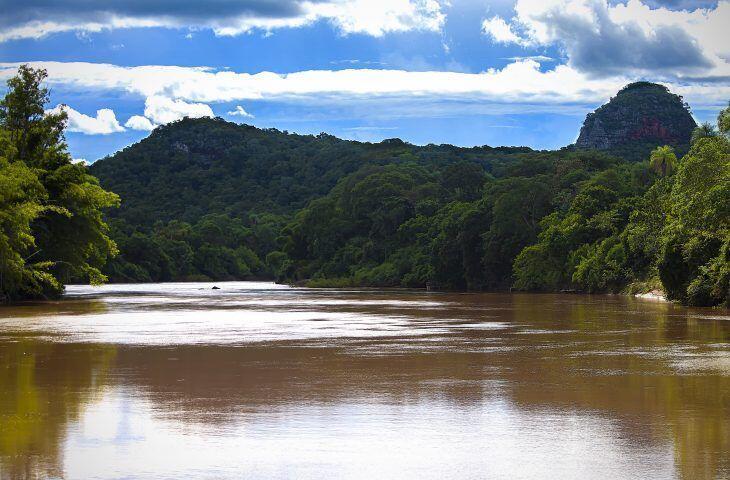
<box><xmin>0</xmin><ymin>65</ymin><xmax>119</xmax><ymax>300</ymax></box>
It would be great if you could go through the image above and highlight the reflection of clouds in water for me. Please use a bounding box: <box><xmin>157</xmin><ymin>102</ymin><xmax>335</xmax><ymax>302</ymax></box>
<box><xmin>63</xmin><ymin>392</ymin><xmax>676</xmax><ymax>480</ymax></box>
<box><xmin>71</xmin><ymin>390</ymin><xmax>146</xmax><ymax>446</ymax></box>
<box><xmin>1</xmin><ymin>282</ymin><xmax>728</xmax><ymax>479</ymax></box>
<box><xmin>0</xmin><ymin>309</ymin><xmax>506</xmax><ymax>345</ymax></box>
<box><xmin>0</xmin><ymin>283</ymin><xmax>515</xmax><ymax>346</ymax></box>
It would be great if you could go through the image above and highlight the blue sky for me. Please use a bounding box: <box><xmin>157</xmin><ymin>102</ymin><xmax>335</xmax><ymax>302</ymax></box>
<box><xmin>0</xmin><ymin>0</ymin><xmax>728</xmax><ymax>162</ymax></box>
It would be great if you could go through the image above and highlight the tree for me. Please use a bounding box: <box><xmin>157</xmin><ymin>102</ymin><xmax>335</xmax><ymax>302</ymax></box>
<box><xmin>691</xmin><ymin>122</ymin><xmax>718</xmax><ymax>144</ymax></box>
<box><xmin>440</xmin><ymin>162</ymin><xmax>486</xmax><ymax>201</ymax></box>
<box><xmin>0</xmin><ymin>65</ymin><xmax>119</xmax><ymax>300</ymax></box>
<box><xmin>718</xmin><ymin>102</ymin><xmax>730</xmax><ymax>136</ymax></box>
<box><xmin>649</xmin><ymin>145</ymin><xmax>677</xmax><ymax>177</ymax></box>
<box><xmin>0</xmin><ymin>65</ymin><xmax>66</xmax><ymax>165</ymax></box>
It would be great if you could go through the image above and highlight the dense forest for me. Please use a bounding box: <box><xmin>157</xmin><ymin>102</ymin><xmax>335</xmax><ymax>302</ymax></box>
<box><xmin>1</xmin><ymin>66</ymin><xmax>728</xmax><ymax>306</ymax></box>
<box><xmin>274</xmin><ymin>130</ymin><xmax>729</xmax><ymax>308</ymax></box>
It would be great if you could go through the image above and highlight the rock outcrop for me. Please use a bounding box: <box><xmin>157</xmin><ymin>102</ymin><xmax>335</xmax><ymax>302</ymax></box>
<box><xmin>575</xmin><ymin>82</ymin><xmax>696</xmax><ymax>157</ymax></box>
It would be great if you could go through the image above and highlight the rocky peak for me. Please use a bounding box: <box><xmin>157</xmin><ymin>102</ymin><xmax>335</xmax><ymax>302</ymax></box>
<box><xmin>575</xmin><ymin>82</ymin><xmax>696</xmax><ymax>157</ymax></box>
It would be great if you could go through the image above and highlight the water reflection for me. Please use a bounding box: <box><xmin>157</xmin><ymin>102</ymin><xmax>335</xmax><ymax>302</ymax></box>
<box><xmin>0</xmin><ymin>341</ymin><xmax>114</xmax><ymax>479</ymax></box>
<box><xmin>0</xmin><ymin>283</ymin><xmax>728</xmax><ymax>479</ymax></box>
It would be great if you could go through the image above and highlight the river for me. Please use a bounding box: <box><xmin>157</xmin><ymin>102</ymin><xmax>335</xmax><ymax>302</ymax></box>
<box><xmin>0</xmin><ymin>282</ymin><xmax>728</xmax><ymax>479</ymax></box>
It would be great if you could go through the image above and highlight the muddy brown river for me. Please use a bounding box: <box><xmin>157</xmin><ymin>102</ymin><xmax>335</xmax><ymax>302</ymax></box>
<box><xmin>0</xmin><ymin>282</ymin><xmax>728</xmax><ymax>479</ymax></box>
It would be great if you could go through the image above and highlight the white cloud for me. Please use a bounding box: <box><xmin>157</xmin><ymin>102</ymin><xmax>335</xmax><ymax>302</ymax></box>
<box><xmin>0</xmin><ymin>0</ymin><xmax>446</xmax><ymax>42</ymax></box>
<box><xmin>47</xmin><ymin>105</ymin><xmax>125</xmax><ymax>134</ymax></box>
<box><xmin>125</xmin><ymin>114</ymin><xmax>155</xmax><ymax>131</ymax></box>
<box><xmin>481</xmin><ymin>16</ymin><xmax>523</xmax><ymax>44</ymax></box>
<box><xmin>307</xmin><ymin>0</ymin><xmax>445</xmax><ymax>37</ymax></box>
<box><xmin>143</xmin><ymin>95</ymin><xmax>214</xmax><ymax>124</ymax></box>
<box><xmin>227</xmin><ymin>106</ymin><xmax>254</xmax><ymax>118</ymax></box>
<box><xmin>71</xmin><ymin>158</ymin><xmax>87</xmax><ymax>165</ymax></box>
<box><xmin>503</xmin><ymin>55</ymin><xmax>554</xmax><ymax>62</ymax></box>
<box><xmin>0</xmin><ymin>17</ymin><xmax>164</xmax><ymax>43</ymax></box>
<box><xmin>10</xmin><ymin>60</ymin><xmax>729</xmax><ymax>113</ymax></box>
<box><xmin>481</xmin><ymin>0</ymin><xmax>729</xmax><ymax>77</ymax></box>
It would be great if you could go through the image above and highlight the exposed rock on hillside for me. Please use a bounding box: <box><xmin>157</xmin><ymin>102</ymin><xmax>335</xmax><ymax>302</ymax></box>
<box><xmin>575</xmin><ymin>82</ymin><xmax>696</xmax><ymax>158</ymax></box>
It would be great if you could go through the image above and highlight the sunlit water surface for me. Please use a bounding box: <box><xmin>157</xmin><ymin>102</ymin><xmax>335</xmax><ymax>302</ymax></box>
<box><xmin>0</xmin><ymin>282</ymin><xmax>728</xmax><ymax>479</ymax></box>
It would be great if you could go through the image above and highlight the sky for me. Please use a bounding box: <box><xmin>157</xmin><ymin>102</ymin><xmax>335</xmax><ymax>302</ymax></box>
<box><xmin>0</xmin><ymin>0</ymin><xmax>728</xmax><ymax>163</ymax></box>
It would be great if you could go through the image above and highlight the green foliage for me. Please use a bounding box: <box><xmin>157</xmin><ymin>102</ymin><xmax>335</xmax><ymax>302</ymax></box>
<box><xmin>90</xmin><ymin>118</ymin><xmax>519</xmax><ymax>226</ymax></box>
<box><xmin>103</xmin><ymin>212</ymin><xmax>280</xmax><ymax>282</ymax></box>
<box><xmin>718</xmin><ymin>103</ymin><xmax>730</xmax><ymax>136</ymax></box>
<box><xmin>649</xmin><ymin>145</ymin><xmax>677</xmax><ymax>177</ymax></box>
<box><xmin>691</xmin><ymin>122</ymin><xmax>718</xmax><ymax>144</ymax></box>
<box><xmin>658</xmin><ymin>136</ymin><xmax>730</xmax><ymax>305</ymax></box>
<box><xmin>275</xmin><ymin>151</ymin><xmax>624</xmax><ymax>291</ymax></box>
<box><xmin>512</xmin><ymin>162</ymin><xmax>650</xmax><ymax>292</ymax></box>
<box><xmin>571</xmin><ymin>236</ymin><xmax>629</xmax><ymax>293</ymax></box>
<box><xmin>0</xmin><ymin>66</ymin><xmax>118</xmax><ymax>300</ymax></box>
<box><xmin>482</xmin><ymin>176</ymin><xmax>553</xmax><ymax>288</ymax></box>
<box><xmin>513</xmin><ymin>124</ymin><xmax>730</xmax><ymax>306</ymax></box>
<box><xmin>79</xmin><ymin>82</ymin><xmax>728</xmax><ymax>307</ymax></box>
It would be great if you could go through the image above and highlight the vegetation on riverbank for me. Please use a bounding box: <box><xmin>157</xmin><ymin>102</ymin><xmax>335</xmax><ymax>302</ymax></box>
<box><xmin>272</xmin><ymin>120</ymin><xmax>728</xmax><ymax>306</ymax></box>
<box><xmin>0</xmin><ymin>66</ymin><xmax>119</xmax><ymax>301</ymax></box>
<box><xmin>1</xmin><ymin>67</ymin><xmax>727</xmax><ymax>306</ymax></box>
<box><xmin>95</xmin><ymin>86</ymin><xmax>729</xmax><ymax>307</ymax></box>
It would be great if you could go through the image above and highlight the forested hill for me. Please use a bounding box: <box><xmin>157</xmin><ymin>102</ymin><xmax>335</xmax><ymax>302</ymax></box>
<box><xmin>90</xmin><ymin>82</ymin><xmax>695</xmax><ymax>227</ymax></box>
<box><xmin>89</xmin><ymin>117</ymin><xmax>534</xmax><ymax>226</ymax></box>
<box><xmin>87</xmin><ymin>84</ymin><xmax>729</xmax><ymax>308</ymax></box>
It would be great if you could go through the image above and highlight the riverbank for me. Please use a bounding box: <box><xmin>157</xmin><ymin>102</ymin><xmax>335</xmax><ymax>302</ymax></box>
<box><xmin>293</xmin><ymin>277</ymin><xmax>676</xmax><ymax>304</ymax></box>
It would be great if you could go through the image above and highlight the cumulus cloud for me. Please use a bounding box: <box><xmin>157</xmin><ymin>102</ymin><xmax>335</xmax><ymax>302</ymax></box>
<box><xmin>0</xmin><ymin>0</ymin><xmax>446</xmax><ymax>42</ymax></box>
<box><xmin>44</xmin><ymin>97</ymin><xmax>214</xmax><ymax>135</ymax></box>
<box><xmin>482</xmin><ymin>16</ymin><xmax>522</xmax><ymax>44</ymax></box>
<box><xmin>482</xmin><ymin>0</ymin><xmax>729</xmax><ymax>78</ymax></box>
<box><xmin>143</xmin><ymin>95</ymin><xmax>214</xmax><ymax>124</ymax></box>
<box><xmin>125</xmin><ymin>115</ymin><xmax>156</xmax><ymax>131</ymax></box>
<box><xmin>47</xmin><ymin>105</ymin><xmax>125</xmax><ymax>134</ymax></box>
<box><xmin>227</xmin><ymin>105</ymin><xmax>254</xmax><ymax>118</ymax></box>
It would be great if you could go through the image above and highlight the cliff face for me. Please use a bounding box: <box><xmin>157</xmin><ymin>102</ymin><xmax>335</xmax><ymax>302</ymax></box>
<box><xmin>575</xmin><ymin>82</ymin><xmax>696</xmax><ymax>157</ymax></box>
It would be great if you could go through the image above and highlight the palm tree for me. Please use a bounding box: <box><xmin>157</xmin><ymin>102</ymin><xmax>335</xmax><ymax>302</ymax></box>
<box><xmin>691</xmin><ymin>122</ymin><xmax>718</xmax><ymax>144</ymax></box>
<box><xmin>649</xmin><ymin>145</ymin><xmax>677</xmax><ymax>177</ymax></box>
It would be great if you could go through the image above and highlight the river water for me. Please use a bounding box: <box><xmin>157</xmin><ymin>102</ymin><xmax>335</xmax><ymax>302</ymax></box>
<box><xmin>0</xmin><ymin>282</ymin><xmax>728</xmax><ymax>479</ymax></box>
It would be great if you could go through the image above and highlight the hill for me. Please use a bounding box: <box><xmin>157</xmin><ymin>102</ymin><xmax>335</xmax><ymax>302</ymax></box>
<box><xmin>575</xmin><ymin>82</ymin><xmax>696</xmax><ymax>159</ymax></box>
<box><xmin>89</xmin><ymin>117</ymin><xmax>535</xmax><ymax>227</ymax></box>
<box><xmin>86</xmin><ymin>84</ymin><xmax>730</xmax><ymax>307</ymax></box>
<box><xmin>89</xmin><ymin>117</ymin><xmax>556</xmax><ymax>283</ymax></box>
<box><xmin>91</xmin><ymin>82</ymin><xmax>698</xmax><ymax>229</ymax></box>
